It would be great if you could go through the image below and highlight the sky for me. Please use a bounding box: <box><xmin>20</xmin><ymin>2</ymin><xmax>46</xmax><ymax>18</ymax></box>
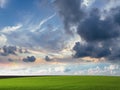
<box><xmin>0</xmin><ymin>0</ymin><xmax>120</xmax><ymax>75</ymax></box>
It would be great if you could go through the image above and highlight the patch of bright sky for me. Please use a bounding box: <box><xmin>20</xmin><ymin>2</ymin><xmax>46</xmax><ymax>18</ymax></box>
<box><xmin>0</xmin><ymin>0</ymin><xmax>62</xmax><ymax>29</ymax></box>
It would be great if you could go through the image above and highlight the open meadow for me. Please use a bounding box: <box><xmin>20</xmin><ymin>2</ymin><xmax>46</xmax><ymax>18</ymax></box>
<box><xmin>0</xmin><ymin>76</ymin><xmax>119</xmax><ymax>90</ymax></box>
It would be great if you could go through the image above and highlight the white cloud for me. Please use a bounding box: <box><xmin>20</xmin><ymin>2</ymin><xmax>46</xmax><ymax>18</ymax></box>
<box><xmin>0</xmin><ymin>34</ymin><xmax>7</xmax><ymax>46</ymax></box>
<box><xmin>0</xmin><ymin>0</ymin><xmax>7</xmax><ymax>8</ymax></box>
<box><xmin>0</xmin><ymin>63</ymin><xmax>119</xmax><ymax>75</ymax></box>
<box><xmin>74</xmin><ymin>63</ymin><xmax>120</xmax><ymax>76</ymax></box>
<box><xmin>0</xmin><ymin>63</ymin><xmax>68</xmax><ymax>75</ymax></box>
<box><xmin>54</xmin><ymin>66</ymin><xmax>66</xmax><ymax>72</ymax></box>
<box><xmin>1</xmin><ymin>24</ymin><xmax>23</xmax><ymax>34</ymax></box>
<box><xmin>104</xmin><ymin>0</ymin><xmax>120</xmax><ymax>12</ymax></box>
<box><xmin>82</xmin><ymin>0</ymin><xmax>120</xmax><ymax>12</ymax></box>
<box><xmin>82</xmin><ymin>0</ymin><xmax>95</xmax><ymax>7</ymax></box>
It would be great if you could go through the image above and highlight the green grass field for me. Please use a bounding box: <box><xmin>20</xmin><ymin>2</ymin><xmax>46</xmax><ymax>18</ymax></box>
<box><xmin>0</xmin><ymin>76</ymin><xmax>119</xmax><ymax>90</ymax></box>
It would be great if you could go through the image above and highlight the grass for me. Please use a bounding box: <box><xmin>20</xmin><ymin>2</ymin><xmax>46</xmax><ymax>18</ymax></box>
<box><xmin>0</xmin><ymin>76</ymin><xmax>119</xmax><ymax>90</ymax></box>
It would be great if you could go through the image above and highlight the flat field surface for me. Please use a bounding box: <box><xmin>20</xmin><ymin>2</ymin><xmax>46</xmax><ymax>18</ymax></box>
<box><xmin>0</xmin><ymin>76</ymin><xmax>119</xmax><ymax>90</ymax></box>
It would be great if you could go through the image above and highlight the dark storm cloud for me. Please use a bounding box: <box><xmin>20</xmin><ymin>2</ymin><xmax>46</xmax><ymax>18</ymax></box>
<box><xmin>1</xmin><ymin>45</ymin><xmax>17</xmax><ymax>56</ymax></box>
<box><xmin>73</xmin><ymin>42</ymin><xmax>111</xmax><ymax>58</ymax></box>
<box><xmin>54</xmin><ymin>0</ymin><xmax>83</xmax><ymax>34</ymax></box>
<box><xmin>23</xmin><ymin>56</ymin><xmax>36</xmax><ymax>62</ymax></box>
<box><xmin>55</xmin><ymin>0</ymin><xmax>120</xmax><ymax>61</ymax></box>
<box><xmin>73</xmin><ymin>7</ymin><xmax>120</xmax><ymax>60</ymax></box>
<box><xmin>113</xmin><ymin>7</ymin><xmax>120</xmax><ymax>25</ymax></box>
<box><xmin>77</xmin><ymin>8</ymin><xmax>120</xmax><ymax>42</ymax></box>
<box><xmin>45</xmin><ymin>56</ymin><xmax>52</xmax><ymax>61</ymax></box>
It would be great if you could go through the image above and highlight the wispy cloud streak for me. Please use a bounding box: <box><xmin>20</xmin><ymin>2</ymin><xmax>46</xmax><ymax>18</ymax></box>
<box><xmin>31</xmin><ymin>13</ymin><xmax>56</xmax><ymax>32</ymax></box>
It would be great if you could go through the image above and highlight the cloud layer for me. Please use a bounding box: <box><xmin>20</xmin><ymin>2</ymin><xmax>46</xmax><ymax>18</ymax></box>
<box><xmin>55</xmin><ymin>0</ymin><xmax>120</xmax><ymax>61</ymax></box>
<box><xmin>0</xmin><ymin>62</ymin><xmax>119</xmax><ymax>75</ymax></box>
